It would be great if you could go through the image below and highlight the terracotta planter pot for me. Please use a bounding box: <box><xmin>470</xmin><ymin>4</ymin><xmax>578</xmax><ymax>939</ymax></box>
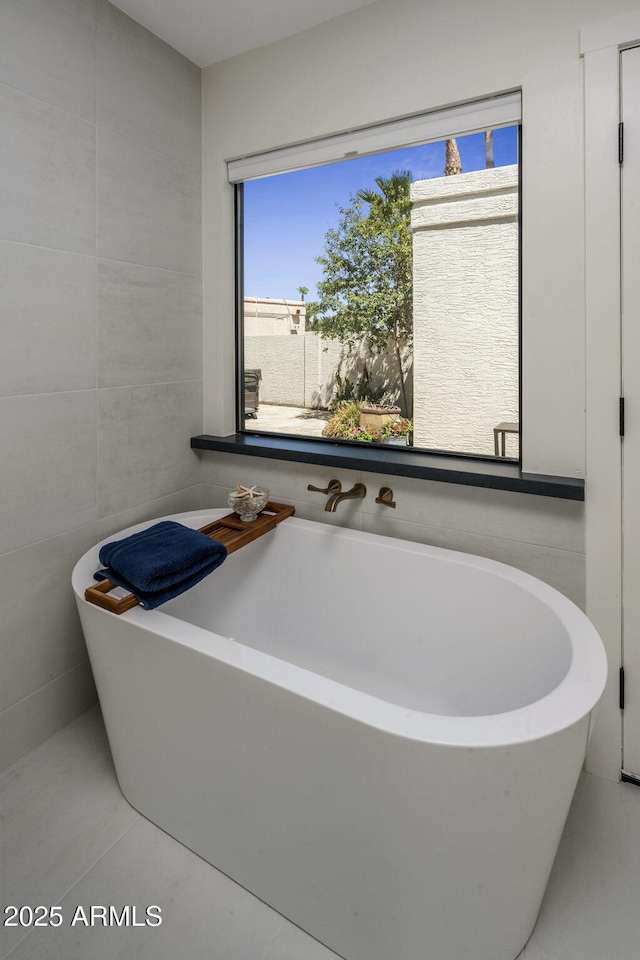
<box><xmin>358</xmin><ymin>403</ymin><xmax>401</xmax><ymax>430</ymax></box>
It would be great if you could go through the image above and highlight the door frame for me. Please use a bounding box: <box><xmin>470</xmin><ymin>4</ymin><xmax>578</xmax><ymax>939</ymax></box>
<box><xmin>582</xmin><ymin>9</ymin><xmax>640</xmax><ymax>781</ymax></box>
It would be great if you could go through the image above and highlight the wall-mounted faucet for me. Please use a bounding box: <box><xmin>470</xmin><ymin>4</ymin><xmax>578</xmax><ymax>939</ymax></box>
<box><xmin>324</xmin><ymin>482</ymin><xmax>367</xmax><ymax>512</ymax></box>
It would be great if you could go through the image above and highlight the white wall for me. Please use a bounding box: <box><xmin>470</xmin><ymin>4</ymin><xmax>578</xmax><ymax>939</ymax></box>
<box><xmin>411</xmin><ymin>166</ymin><xmax>519</xmax><ymax>456</ymax></box>
<box><xmin>203</xmin><ymin>0</ymin><xmax>635</xmax><ymax>476</ymax></box>
<box><xmin>0</xmin><ymin>0</ymin><xmax>203</xmax><ymax>768</ymax></box>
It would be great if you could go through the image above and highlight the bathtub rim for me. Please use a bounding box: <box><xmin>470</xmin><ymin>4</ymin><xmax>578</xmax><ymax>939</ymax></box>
<box><xmin>73</xmin><ymin>509</ymin><xmax>607</xmax><ymax>750</ymax></box>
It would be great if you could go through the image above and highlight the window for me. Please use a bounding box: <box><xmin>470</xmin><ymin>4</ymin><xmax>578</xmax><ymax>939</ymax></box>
<box><xmin>231</xmin><ymin>93</ymin><xmax>521</xmax><ymax>461</ymax></box>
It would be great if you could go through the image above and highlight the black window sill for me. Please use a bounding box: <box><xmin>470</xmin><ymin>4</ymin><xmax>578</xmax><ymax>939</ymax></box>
<box><xmin>191</xmin><ymin>433</ymin><xmax>584</xmax><ymax>501</ymax></box>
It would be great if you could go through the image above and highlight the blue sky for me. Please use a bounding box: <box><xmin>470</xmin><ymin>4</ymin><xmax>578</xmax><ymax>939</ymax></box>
<box><xmin>243</xmin><ymin>125</ymin><xmax>518</xmax><ymax>301</ymax></box>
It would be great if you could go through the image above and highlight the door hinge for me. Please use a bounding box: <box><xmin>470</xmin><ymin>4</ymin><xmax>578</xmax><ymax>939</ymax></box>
<box><xmin>620</xmin><ymin>397</ymin><xmax>625</xmax><ymax>437</ymax></box>
<box><xmin>620</xmin><ymin>666</ymin><xmax>625</xmax><ymax>710</ymax></box>
<box><xmin>619</xmin><ymin>122</ymin><xmax>624</xmax><ymax>164</ymax></box>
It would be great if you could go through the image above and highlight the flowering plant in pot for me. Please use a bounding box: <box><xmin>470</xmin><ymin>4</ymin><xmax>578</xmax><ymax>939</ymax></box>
<box><xmin>350</xmin><ymin>424</ymin><xmax>383</xmax><ymax>443</ymax></box>
<box><xmin>381</xmin><ymin>417</ymin><xmax>413</xmax><ymax>445</ymax></box>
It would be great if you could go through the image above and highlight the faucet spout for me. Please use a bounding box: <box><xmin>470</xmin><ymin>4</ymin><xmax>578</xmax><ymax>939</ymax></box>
<box><xmin>324</xmin><ymin>482</ymin><xmax>367</xmax><ymax>512</ymax></box>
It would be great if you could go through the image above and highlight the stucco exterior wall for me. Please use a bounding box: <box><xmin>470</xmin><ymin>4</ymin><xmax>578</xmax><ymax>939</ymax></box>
<box><xmin>244</xmin><ymin>335</ymin><xmax>306</xmax><ymax>406</ymax></box>
<box><xmin>411</xmin><ymin>166</ymin><xmax>519</xmax><ymax>456</ymax></box>
<box><xmin>245</xmin><ymin>333</ymin><xmax>410</xmax><ymax>410</ymax></box>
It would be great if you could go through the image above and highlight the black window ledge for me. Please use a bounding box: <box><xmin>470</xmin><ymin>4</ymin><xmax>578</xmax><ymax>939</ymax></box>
<box><xmin>191</xmin><ymin>434</ymin><xmax>584</xmax><ymax>501</ymax></box>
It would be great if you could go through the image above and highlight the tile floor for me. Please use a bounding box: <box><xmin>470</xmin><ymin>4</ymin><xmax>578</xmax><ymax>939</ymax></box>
<box><xmin>1</xmin><ymin>706</ymin><xmax>638</xmax><ymax>960</ymax></box>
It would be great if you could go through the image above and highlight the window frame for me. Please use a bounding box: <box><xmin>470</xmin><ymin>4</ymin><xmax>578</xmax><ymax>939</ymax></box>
<box><xmin>191</xmin><ymin>94</ymin><xmax>583</xmax><ymax>501</ymax></box>
<box><xmin>234</xmin><ymin>107</ymin><xmax>523</xmax><ymax>465</ymax></box>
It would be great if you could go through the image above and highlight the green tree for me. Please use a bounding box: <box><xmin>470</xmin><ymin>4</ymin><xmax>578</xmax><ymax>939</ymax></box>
<box><xmin>297</xmin><ymin>285</ymin><xmax>309</xmax><ymax>301</ymax></box>
<box><xmin>307</xmin><ymin>171</ymin><xmax>413</xmax><ymax>415</ymax></box>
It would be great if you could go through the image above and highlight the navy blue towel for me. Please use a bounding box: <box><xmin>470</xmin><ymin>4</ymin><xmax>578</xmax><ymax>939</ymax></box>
<box><xmin>94</xmin><ymin>520</ymin><xmax>227</xmax><ymax>609</ymax></box>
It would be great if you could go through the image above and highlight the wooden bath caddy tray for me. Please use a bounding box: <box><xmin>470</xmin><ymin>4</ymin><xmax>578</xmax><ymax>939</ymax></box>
<box><xmin>84</xmin><ymin>501</ymin><xmax>295</xmax><ymax>615</ymax></box>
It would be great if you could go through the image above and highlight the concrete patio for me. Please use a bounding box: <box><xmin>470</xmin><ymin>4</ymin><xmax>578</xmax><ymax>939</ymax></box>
<box><xmin>244</xmin><ymin>403</ymin><xmax>331</xmax><ymax>437</ymax></box>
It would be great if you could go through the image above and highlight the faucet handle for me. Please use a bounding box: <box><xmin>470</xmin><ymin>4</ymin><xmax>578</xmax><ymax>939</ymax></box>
<box><xmin>308</xmin><ymin>479</ymin><xmax>342</xmax><ymax>495</ymax></box>
<box><xmin>375</xmin><ymin>486</ymin><xmax>396</xmax><ymax>508</ymax></box>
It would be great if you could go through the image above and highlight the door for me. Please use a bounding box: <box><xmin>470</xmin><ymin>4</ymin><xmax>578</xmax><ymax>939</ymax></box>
<box><xmin>621</xmin><ymin>44</ymin><xmax>640</xmax><ymax>780</ymax></box>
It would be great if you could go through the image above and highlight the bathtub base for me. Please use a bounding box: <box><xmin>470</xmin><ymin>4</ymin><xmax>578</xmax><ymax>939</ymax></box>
<box><xmin>73</xmin><ymin>511</ymin><xmax>606</xmax><ymax>960</ymax></box>
<box><xmin>82</xmin><ymin>603</ymin><xmax>588</xmax><ymax>960</ymax></box>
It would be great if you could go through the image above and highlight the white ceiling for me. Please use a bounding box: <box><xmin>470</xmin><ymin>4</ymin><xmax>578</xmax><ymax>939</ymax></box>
<box><xmin>109</xmin><ymin>0</ymin><xmax>380</xmax><ymax>68</ymax></box>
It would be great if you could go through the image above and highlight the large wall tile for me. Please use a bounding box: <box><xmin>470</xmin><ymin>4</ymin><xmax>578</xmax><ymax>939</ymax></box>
<box><xmin>0</xmin><ymin>0</ymin><xmax>96</xmax><ymax>121</ymax></box>
<box><xmin>0</xmin><ymin>525</ymin><xmax>97</xmax><ymax>712</ymax></box>
<box><xmin>197</xmin><ymin>450</ymin><xmax>362</xmax><ymax>507</ymax></box>
<box><xmin>0</xmin><ymin>392</ymin><xmax>97</xmax><ymax>554</ymax></box>
<box><xmin>0</xmin><ymin>660</ymin><xmax>97</xmax><ymax>771</ymax></box>
<box><xmin>97</xmin><ymin>128</ymin><xmax>201</xmax><ymax>275</ymax></box>
<box><xmin>97</xmin><ymin>381</ymin><xmax>203</xmax><ymax>517</ymax></box>
<box><xmin>0</xmin><ymin>84</ymin><xmax>96</xmax><ymax>254</ymax></box>
<box><xmin>198</xmin><ymin>453</ymin><xmax>584</xmax><ymax>553</ymax></box>
<box><xmin>361</xmin><ymin>472</ymin><xmax>585</xmax><ymax>552</ymax></box>
<box><xmin>97</xmin><ymin>260</ymin><xmax>202</xmax><ymax>387</ymax></box>
<box><xmin>97</xmin><ymin>0</ymin><xmax>201</xmax><ymax>166</ymax></box>
<box><xmin>0</xmin><ymin>242</ymin><xmax>97</xmax><ymax>396</ymax></box>
<box><xmin>96</xmin><ymin>484</ymin><xmax>203</xmax><ymax>540</ymax></box>
<box><xmin>0</xmin><ymin>0</ymin><xmax>204</xmax><ymax>767</ymax></box>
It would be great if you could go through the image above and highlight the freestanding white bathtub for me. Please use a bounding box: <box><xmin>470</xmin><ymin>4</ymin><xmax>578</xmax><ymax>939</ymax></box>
<box><xmin>73</xmin><ymin>509</ymin><xmax>606</xmax><ymax>960</ymax></box>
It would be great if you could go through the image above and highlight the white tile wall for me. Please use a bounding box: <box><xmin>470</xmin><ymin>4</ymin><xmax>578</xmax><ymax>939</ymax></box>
<box><xmin>198</xmin><ymin>451</ymin><xmax>586</xmax><ymax>606</ymax></box>
<box><xmin>0</xmin><ymin>392</ymin><xmax>97</xmax><ymax>555</ymax></box>
<box><xmin>0</xmin><ymin>0</ymin><xmax>203</xmax><ymax>767</ymax></box>
<box><xmin>0</xmin><ymin>662</ymin><xmax>97</xmax><ymax>772</ymax></box>
<box><xmin>97</xmin><ymin>382</ymin><xmax>203</xmax><ymax>516</ymax></box>
<box><xmin>0</xmin><ymin>0</ymin><xmax>97</xmax><ymax>121</ymax></box>
<box><xmin>96</xmin><ymin>0</ymin><xmax>201</xmax><ymax>165</ymax></box>
<box><xmin>96</xmin><ymin>128</ymin><xmax>201</xmax><ymax>275</ymax></box>
<box><xmin>96</xmin><ymin>485</ymin><xmax>203</xmax><ymax>541</ymax></box>
<box><xmin>0</xmin><ymin>243</ymin><xmax>97</xmax><ymax>396</ymax></box>
<box><xmin>200</xmin><ymin>453</ymin><xmax>366</xmax><ymax>529</ymax></box>
<box><xmin>0</xmin><ymin>83</ymin><xmax>96</xmax><ymax>253</ymax></box>
<box><xmin>97</xmin><ymin>260</ymin><xmax>202</xmax><ymax>387</ymax></box>
<box><xmin>0</xmin><ymin>525</ymin><xmax>98</xmax><ymax>712</ymax></box>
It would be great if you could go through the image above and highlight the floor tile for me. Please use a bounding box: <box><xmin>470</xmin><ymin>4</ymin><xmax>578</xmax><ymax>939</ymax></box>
<box><xmin>519</xmin><ymin>944</ymin><xmax>554</xmax><ymax>959</ymax></box>
<box><xmin>2</xmin><ymin>706</ymin><xmax>639</xmax><ymax>960</ymax></box>
<box><xmin>527</xmin><ymin>771</ymin><xmax>640</xmax><ymax>960</ymax></box>
<box><xmin>266</xmin><ymin>919</ymin><xmax>344</xmax><ymax>960</ymax></box>
<box><xmin>0</xmin><ymin>707</ymin><xmax>138</xmax><ymax>955</ymax></box>
<box><xmin>6</xmin><ymin>817</ymin><xmax>283</xmax><ymax>960</ymax></box>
